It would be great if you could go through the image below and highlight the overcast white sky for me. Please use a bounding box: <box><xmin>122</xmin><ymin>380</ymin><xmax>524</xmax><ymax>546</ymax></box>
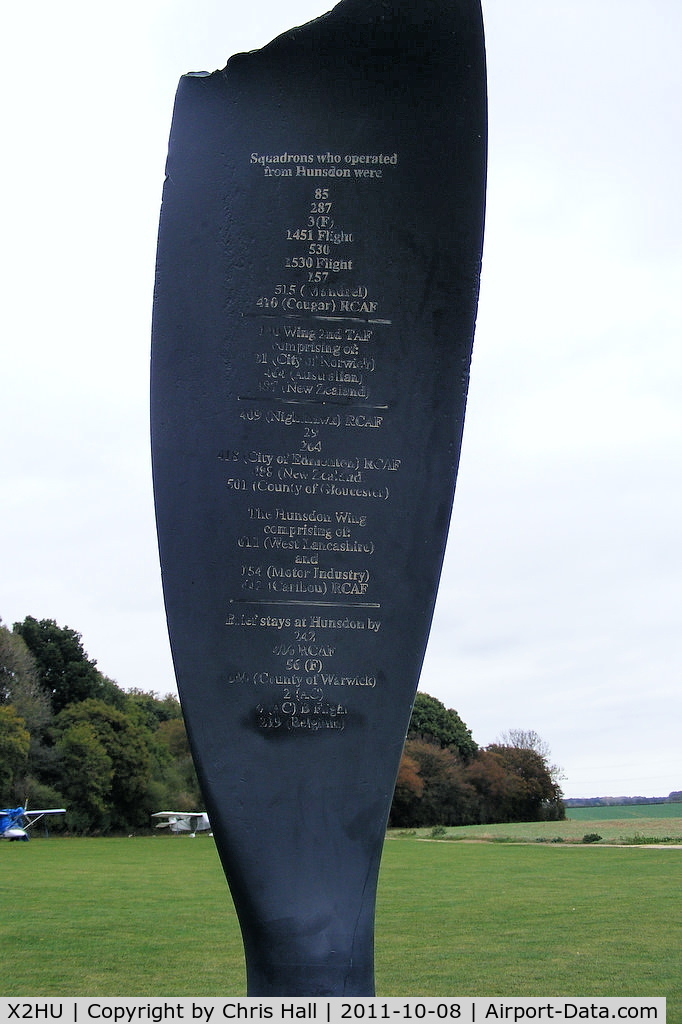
<box><xmin>1</xmin><ymin>1</ymin><xmax>680</xmax><ymax>800</ymax></box>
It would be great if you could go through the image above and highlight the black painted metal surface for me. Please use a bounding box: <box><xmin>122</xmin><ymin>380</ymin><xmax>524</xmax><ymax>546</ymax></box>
<box><xmin>151</xmin><ymin>0</ymin><xmax>486</xmax><ymax>996</ymax></box>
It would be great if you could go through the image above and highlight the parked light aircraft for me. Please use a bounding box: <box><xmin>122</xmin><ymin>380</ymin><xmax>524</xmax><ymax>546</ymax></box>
<box><xmin>0</xmin><ymin>806</ymin><xmax>66</xmax><ymax>841</ymax></box>
<box><xmin>152</xmin><ymin>811</ymin><xmax>211</xmax><ymax>836</ymax></box>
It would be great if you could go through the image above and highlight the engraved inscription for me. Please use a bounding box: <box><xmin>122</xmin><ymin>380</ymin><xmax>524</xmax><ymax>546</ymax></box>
<box><xmin>220</xmin><ymin>158</ymin><xmax>406</xmax><ymax>729</ymax></box>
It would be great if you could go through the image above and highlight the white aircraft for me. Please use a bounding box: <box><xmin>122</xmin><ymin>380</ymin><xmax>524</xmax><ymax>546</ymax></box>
<box><xmin>151</xmin><ymin>811</ymin><xmax>211</xmax><ymax>837</ymax></box>
<box><xmin>0</xmin><ymin>806</ymin><xmax>66</xmax><ymax>841</ymax></box>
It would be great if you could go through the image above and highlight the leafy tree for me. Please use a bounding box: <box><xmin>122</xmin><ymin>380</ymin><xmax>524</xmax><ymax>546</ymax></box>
<box><xmin>152</xmin><ymin>717</ymin><xmax>202</xmax><ymax>810</ymax></box>
<box><xmin>408</xmin><ymin>692</ymin><xmax>478</xmax><ymax>760</ymax></box>
<box><xmin>13</xmin><ymin>617</ymin><xmax>125</xmax><ymax>713</ymax></box>
<box><xmin>390</xmin><ymin>739</ymin><xmax>479</xmax><ymax>827</ymax></box>
<box><xmin>391</xmin><ymin>701</ymin><xmax>566</xmax><ymax>827</ymax></box>
<box><xmin>1</xmin><ymin>619</ymin><xmax>35</xmax><ymax>702</ymax></box>
<box><xmin>0</xmin><ymin>705</ymin><xmax>31</xmax><ymax>801</ymax></box>
<box><xmin>463</xmin><ymin>748</ymin><xmax>516</xmax><ymax>824</ymax></box>
<box><xmin>123</xmin><ymin>692</ymin><xmax>201</xmax><ymax>813</ymax></box>
<box><xmin>0</xmin><ymin>621</ymin><xmax>52</xmax><ymax>735</ymax></box>
<box><xmin>481</xmin><ymin>744</ymin><xmax>564</xmax><ymax>821</ymax></box>
<box><xmin>2</xmin><ymin>611</ymin><xmax>208</xmax><ymax>829</ymax></box>
<box><xmin>125</xmin><ymin>689</ymin><xmax>183</xmax><ymax>732</ymax></box>
<box><xmin>157</xmin><ymin>717</ymin><xmax>190</xmax><ymax>759</ymax></box>
<box><xmin>20</xmin><ymin>778</ymin><xmax>67</xmax><ymax>820</ymax></box>
<box><xmin>55</xmin><ymin>699</ymin><xmax>151</xmax><ymax>829</ymax></box>
<box><xmin>389</xmin><ymin>749</ymin><xmax>424</xmax><ymax>827</ymax></box>
<box><xmin>389</xmin><ymin>694</ymin><xmax>480</xmax><ymax>825</ymax></box>
<box><xmin>56</xmin><ymin>721</ymin><xmax>113</xmax><ymax>832</ymax></box>
<box><xmin>496</xmin><ymin>728</ymin><xmax>564</xmax><ymax>788</ymax></box>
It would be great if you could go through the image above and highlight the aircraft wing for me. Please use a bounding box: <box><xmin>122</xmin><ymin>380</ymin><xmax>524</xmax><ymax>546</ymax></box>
<box><xmin>23</xmin><ymin>809</ymin><xmax>66</xmax><ymax>829</ymax></box>
<box><xmin>24</xmin><ymin>809</ymin><xmax>67</xmax><ymax>818</ymax></box>
<box><xmin>151</xmin><ymin>811</ymin><xmax>210</xmax><ymax>833</ymax></box>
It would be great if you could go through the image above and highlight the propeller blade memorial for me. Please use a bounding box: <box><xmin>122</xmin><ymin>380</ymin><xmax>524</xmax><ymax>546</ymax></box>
<box><xmin>151</xmin><ymin>0</ymin><xmax>486</xmax><ymax>996</ymax></box>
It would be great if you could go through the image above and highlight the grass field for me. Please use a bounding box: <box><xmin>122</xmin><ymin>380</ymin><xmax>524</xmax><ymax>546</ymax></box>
<box><xmin>395</xmin><ymin>811</ymin><xmax>682</xmax><ymax>845</ymax></box>
<box><xmin>567</xmin><ymin>803</ymin><xmax>682</xmax><ymax>821</ymax></box>
<box><xmin>2</xmin><ymin>826</ymin><xmax>680</xmax><ymax>1015</ymax></box>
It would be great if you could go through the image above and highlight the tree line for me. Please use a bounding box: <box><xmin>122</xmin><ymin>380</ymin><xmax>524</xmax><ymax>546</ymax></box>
<box><xmin>391</xmin><ymin>695</ymin><xmax>564</xmax><ymax>827</ymax></box>
<box><xmin>1</xmin><ymin>616</ymin><xmax>564</xmax><ymax>833</ymax></box>
<box><xmin>1</xmin><ymin>616</ymin><xmax>201</xmax><ymax>832</ymax></box>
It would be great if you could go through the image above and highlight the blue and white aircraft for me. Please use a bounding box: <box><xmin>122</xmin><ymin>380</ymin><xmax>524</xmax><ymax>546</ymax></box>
<box><xmin>0</xmin><ymin>806</ymin><xmax>66</xmax><ymax>841</ymax></box>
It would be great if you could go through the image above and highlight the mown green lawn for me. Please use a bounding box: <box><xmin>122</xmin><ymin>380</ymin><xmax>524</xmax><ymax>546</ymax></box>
<box><xmin>1</xmin><ymin>834</ymin><xmax>679</xmax><ymax>1017</ymax></box>
<box><xmin>377</xmin><ymin>838</ymin><xmax>680</xmax><ymax>1006</ymax></box>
